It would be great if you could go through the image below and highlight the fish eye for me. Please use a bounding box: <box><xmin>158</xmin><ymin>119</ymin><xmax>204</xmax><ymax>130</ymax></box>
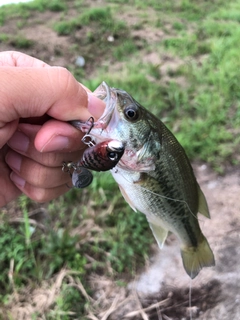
<box><xmin>107</xmin><ymin>152</ymin><xmax>119</xmax><ymax>161</ymax></box>
<box><xmin>124</xmin><ymin>105</ymin><xmax>139</xmax><ymax>121</ymax></box>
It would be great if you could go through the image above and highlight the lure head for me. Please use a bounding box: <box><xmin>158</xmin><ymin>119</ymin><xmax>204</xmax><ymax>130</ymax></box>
<box><xmin>106</xmin><ymin>140</ymin><xmax>125</xmax><ymax>162</ymax></box>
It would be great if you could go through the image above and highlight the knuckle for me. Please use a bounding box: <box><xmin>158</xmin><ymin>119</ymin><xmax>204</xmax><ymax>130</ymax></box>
<box><xmin>27</xmin><ymin>184</ymin><xmax>67</xmax><ymax>203</ymax></box>
<box><xmin>56</xmin><ymin>67</ymin><xmax>73</xmax><ymax>92</ymax></box>
<box><xmin>35</xmin><ymin>169</ymin><xmax>48</xmax><ymax>187</ymax></box>
<box><xmin>42</xmin><ymin>152</ymin><xmax>60</xmax><ymax>167</ymax></box>
<box><xmin>21</xmin><ymin>158</ymin><xmax>59</xmax><ymax>187</ymax></box>
<box><xmin>25</xmin><ymin>163</ymin><xmax>46</xmax><ymax>187</ymax></box>
<box><xmin>30</xmin><ymin>187</ymin><xmax>50</xmax><ymax>202</ymax></box>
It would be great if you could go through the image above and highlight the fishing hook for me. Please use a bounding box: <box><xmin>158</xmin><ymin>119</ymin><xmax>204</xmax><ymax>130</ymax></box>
<box><xmin>81</xmin><ymin>116</ymin><xmax>96</xmax><ymax>147</ymax></box>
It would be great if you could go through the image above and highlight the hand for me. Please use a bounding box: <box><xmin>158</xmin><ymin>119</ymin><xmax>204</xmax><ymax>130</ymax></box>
<box><xmin>0</xmin><ymin>51</ymin><xmax>105</xmax><ymax>207</ymax></box>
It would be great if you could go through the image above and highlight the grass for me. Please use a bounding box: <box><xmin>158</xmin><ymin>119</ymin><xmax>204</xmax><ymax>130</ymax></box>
<box><xmin>0</xmin><ymin>0</ymin><xmax>240</xmax><ymax>318</ymax></box>
<box><xmin>80</xmin><ymin>0</ymin><xmax>240</xmax><ymax>171</ymax></box>
<box><xmin>53</xmin><ymin>19</ymin><xmax>80</xmax><ymax>35</ymax></box>
<box><xmin>0</xmin><ymin>174</ymin><xmax>152</xmax><ymax>318</ymax></box>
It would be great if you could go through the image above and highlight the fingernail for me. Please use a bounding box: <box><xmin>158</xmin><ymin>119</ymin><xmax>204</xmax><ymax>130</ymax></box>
<box><xmin>6</xmin><ymin>152</ymin><xmax>22</xmax><ymax>172</ymax></box>
<box><xmin>40</xmin><ymin>135</ymin><xmax>70</xmax><ymax>152</ymax></box>
<box><xmin>87</xmin><ymin>92</ymin><xmax>105</xmax><ymax>119</ymax></box>
<box><xmin>8</xmin><ymin>131</ymin><xmax>29</xmax><ymax>152</ymax></box>
<box><xmin>10</xmin><ymin>172</ymin><xmax>26</xmax><ymax>188</ymax></box>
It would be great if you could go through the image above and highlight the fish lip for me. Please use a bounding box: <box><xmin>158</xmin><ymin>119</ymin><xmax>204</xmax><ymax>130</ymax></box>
<box><xmin>93</xmin><ymin>81</ymin><xmax>117</xmax><ymax>129</ymax></box>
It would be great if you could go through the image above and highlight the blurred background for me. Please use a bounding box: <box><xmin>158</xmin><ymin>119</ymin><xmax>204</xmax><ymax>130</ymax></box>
<box><xmin>0</xmin><ymin>1</ymin><xmax>240</xmax><ymax>319</ymax></box>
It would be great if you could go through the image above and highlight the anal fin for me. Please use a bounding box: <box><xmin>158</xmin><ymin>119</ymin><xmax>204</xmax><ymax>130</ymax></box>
<box><xmin>197</xmin><ymin>184</ymin><xmax>210</xmax><ymax>218</ymax></box>
<box><xmin>149</xmin><ymin>222</ymin><xmax>168</xmax><ymax>249</ymax></box>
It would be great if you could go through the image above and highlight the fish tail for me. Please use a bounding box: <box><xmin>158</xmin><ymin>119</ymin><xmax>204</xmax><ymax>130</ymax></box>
<box><xmin>181</xmin><ymin>235</ymin><xmax>215</xmax><ymax>279</ymax></box>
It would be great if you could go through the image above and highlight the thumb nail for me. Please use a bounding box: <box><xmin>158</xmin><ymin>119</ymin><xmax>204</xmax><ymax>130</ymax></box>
<box><xmin>40</xmin><ymin>135</ymin><xmax>70</xmax><ymax>152</ymax></box>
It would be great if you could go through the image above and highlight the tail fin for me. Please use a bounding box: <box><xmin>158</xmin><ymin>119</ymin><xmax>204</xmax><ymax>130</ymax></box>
<box><xmin>181</xmin><ymin>236</ymin><xmax>215</xmax><ymax>279</ymax></box>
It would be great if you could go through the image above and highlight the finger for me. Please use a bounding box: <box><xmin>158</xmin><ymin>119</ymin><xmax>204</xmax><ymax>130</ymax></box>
<box><xmin>7</xmin><ymin>123</ymin><xmax>86</xmax><ymax>166</ymax></box>
<box><xmin>6</xmin><ymin>150</ymin><xmax>72</xmax><ymax>188</ymax></box>
<box><xmin>0</xmin><ymin>66</ymin><xmax>105</xmax><ymax>125</ymax></box>
<box><xmin>34</xmin><ymin>120</ymin><xmax>87</xmax><ymax>153</ymax></box>
<box><xmin>87</xmin><ymin>91</ymin><xmax>105</xmax><ymax>119</ymax></box>
<box><xmin>0</xmin><ymin>145</ymin><xmax>22</xmax><ymax>207</ymax></box>
<box><xmin>10</xmin><ymin>171</ymin><xmax>71</xmax><ymax>202</ymax></box>
<box><xmin>0</xmin><ymin>119</ymin><xmax>18</xmax><ymax>149</ymax></box>
<box><xmin>0</xmin><ymin>51</ymin><xmax>50</xmax><ymax>67</ymax></box>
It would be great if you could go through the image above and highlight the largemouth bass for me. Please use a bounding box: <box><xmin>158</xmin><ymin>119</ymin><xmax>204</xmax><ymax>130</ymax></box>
<box><xmin>71</xmin><ymin>82</ymin><xmax>215</xmax><ymax>279</ymax></box>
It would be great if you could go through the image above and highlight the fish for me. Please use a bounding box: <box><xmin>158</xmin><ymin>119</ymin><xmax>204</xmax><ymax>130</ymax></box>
<box><xmin>70</xmin><ymin>82</ymin><xmax>215</xmax><ymax>279</ymax></box>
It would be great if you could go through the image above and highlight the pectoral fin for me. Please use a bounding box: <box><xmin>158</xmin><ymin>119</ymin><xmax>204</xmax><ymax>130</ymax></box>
<box><xmin>149</xmin><ymin>222</ymin><xmax>168</xmax><ymax>249</ymax></box>
<box><xmin>118</xmin><ymin>185</ymin><xmax>137</xmax><ymax>212</ymax></box>
<box><xmin>197</xmin><ymin>185</ymin><xmax>210</xmax><ymax>218</ymax></box>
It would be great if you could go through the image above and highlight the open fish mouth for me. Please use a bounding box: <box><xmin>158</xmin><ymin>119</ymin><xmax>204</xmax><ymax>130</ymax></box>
<box><xmin>93</xmin><ymin>81</ymin><xmax>117</xmax><ymax>129</ymax></box>
<box><xmin>70</xmin><ymin>82</ymin><xmax>117</xmax><ymax>134</ymax></box>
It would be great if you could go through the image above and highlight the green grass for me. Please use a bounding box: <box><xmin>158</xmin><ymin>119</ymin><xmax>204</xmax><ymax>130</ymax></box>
<box><xmin>0</xmin><ymin>33</ymin><xmax>9</xmax><ymax>42</ymax></box>
<box><xmin>0</xmin><ymin>33</ymin><xmax>34</xmax><ymax>48</ymax></box>
<box><xmin>80</xmin><ymin>0</ymin><xmax>240</xmax><ymax>170</ymax></box>
<box><xmin>0</xmin><ymin>174</ymin><xmax>152</xmax><ymax>317</ymax></box>
<box><xmin>79</xmin><ymin>7</ymin><xmax>112</xmax><ymax>25</ymax></box>
<box><xmin>53</xmin><ymin>18</ymin><xmax>80</xmax><ymax>35</ymax></box>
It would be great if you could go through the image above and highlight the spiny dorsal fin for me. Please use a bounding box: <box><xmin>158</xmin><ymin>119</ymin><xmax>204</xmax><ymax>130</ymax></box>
<box><xmin>198</xmin><ymin>184</ymin><xmax>210</xmax><ymax>218</ymax></box>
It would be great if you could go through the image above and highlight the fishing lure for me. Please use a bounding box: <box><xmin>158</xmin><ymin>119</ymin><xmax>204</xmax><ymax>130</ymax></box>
<box><xmin>62</xmin><ymin>139</ymin><xmax>125</xmax><ymax>188</ymax></box>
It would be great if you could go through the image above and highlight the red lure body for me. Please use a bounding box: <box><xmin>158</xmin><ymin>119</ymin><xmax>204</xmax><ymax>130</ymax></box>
<box><xmin>79</xmin><ymin>139</ymin><xmax>125</xmax><ymax>172</ymax></box>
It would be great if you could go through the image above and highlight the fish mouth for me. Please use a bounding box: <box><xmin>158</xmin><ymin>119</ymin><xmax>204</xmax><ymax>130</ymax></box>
<box><xmin>70</xmin><ymin>82</ymin><xmax>116</xmax><ymax>134</ymax></box>
<box><xmin>93</xmin><ymin>81</ymin><xmax>117</xmax><ymax>129</ymax></box>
